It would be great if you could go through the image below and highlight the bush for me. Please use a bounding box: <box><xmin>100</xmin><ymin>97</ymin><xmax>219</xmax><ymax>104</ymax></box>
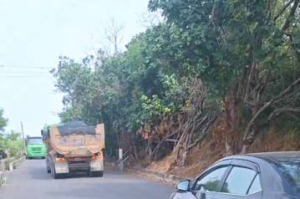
<box><xmin>0</xmin><ymin>132</ymin><xmax>24</xmax><ymax>158</ymax></box>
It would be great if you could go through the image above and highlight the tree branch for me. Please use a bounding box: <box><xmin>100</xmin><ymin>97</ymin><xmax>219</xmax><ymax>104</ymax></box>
<box><xmin>268</xmin><ymin>107</ymin><xmax>300</xmax><ymax>121</ymax></box>
<box><xmin>274</xmin><ymin>0</ymin><xmax>294</xmax><ymax>21</ymax></box>
<box><xmin>243</xmin><ymin>77</ymin><xmax>300</xmax><ymax>142</ymax></box>
<box><xmin>281</xmin><ymin>0</ymin><xmax>300</xmax><ymax>31</ymax></box>
<box><xmin>287</xmin><ymin>35</ymin><xmax>300</xmax><ymax>63</ymax></box>
<box><xmin>188</xmin><ymin>115</ymin><xmax>217</xmax><ymax>150</ymax></box>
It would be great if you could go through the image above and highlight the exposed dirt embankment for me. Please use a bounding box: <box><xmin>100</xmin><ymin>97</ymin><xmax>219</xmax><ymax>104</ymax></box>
<box><xmin>146</xmin><ymin>127</ymin><xmax>300</xmax><ymax>178</ymax></box>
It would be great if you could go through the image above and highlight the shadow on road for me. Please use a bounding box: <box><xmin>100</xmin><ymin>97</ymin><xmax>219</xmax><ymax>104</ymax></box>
<box><xmin>28</xmin><ymin>166</ymin><xmax>93</xmax><ymax>180</ymax></box>
<box><xmin>27</xmin><ymin>160</ymin><xmax>123</xmax><ymax>180</ymax></box>
<box><xmin>47</xmin><ymin>178</ymin><xmax>170</xmax><ymax>199</ymax></box>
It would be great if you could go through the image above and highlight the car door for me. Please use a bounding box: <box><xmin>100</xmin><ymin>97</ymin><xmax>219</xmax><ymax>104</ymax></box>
<box><xmin>191</xmin><ymin>165</ymin><xmax>231</xmax><ymax>199</ymax></box>
<box><xmin>213</xmin><ymin>162</ymin><xmax>263</xmax><ymax>199</ymax></box>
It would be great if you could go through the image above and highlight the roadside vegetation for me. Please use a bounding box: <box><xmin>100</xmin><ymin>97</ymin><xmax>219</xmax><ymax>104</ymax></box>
<box><xmin>0</xmin><ymin>109</ymin><xmax>24</xmax><ymax>161</ymax></box>
<box><xmin>52</xmin><ymin>0</ymin><xmax>300</xmax><ymax>173</ymax></box>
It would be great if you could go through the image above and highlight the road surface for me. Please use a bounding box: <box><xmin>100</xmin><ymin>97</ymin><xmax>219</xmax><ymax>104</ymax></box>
<box><xmin>0</xmin><ymin>160</ymin><xmax>173</xmax><ymax>199</ymax></box>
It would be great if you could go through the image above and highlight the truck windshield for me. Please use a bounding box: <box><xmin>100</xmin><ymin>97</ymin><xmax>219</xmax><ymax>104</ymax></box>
<box><xmin>28</xmin><ymin>138</ymin><xmax>43</xmax><ymax>145</ymax></box>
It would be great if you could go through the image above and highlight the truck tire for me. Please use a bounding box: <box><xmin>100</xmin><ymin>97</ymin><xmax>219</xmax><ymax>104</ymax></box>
<box><xmin>90</xmin><ymin>171</ymin><xmax>103</xmax><ymax>177</ymax></box>
<box><xmin>51</xmin><ymin>168</ymin><xmax>63</xmax><ymax>179</ymax></box>
<box><xmin>46</xmin><ymin>162</ymin><xmax>50</xmax><ymax>173</ymax></box>
<box><xmin>51</xmin><ymin>169</ymin><xmax>58</xmax><ymax>179</ymax></box>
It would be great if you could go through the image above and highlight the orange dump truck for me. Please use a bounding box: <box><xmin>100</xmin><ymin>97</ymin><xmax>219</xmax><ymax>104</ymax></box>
<box><xmin>41</xmin><ymin>121</ymin><xmax>105</xmax><ymax>179</ymax></box>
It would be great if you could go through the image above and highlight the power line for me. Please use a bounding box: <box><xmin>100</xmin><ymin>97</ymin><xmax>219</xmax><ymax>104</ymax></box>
<box><xmin>0</xmin><ymin>64</ymin><xmax>54</xmax><ymax>77</ymax></box>
<box><xmin>0</xmin><ymin>71</ymin><xmax>51</xmax><ymax>74</ymax></box>
<box><xmin>0</xmin><ymin>75</ymin><xmax>52</xmax><ymax>77</ymax></box>
<box><xmin>0</xmin><ymin>65</ymin><xmax>53</xmax><ymax>70</ymax></box>
<box><xmin>0</xmin><ymin>73</ymin><xmax>52</xmax><ymax>76</ymax></box>
<box><xmin>0</xmin><ymin>65</ymin><xmax>55</xmax><ymax>79</ymax></box>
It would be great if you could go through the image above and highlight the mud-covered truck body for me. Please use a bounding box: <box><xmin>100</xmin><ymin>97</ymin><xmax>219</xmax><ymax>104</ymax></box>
<box><xmin>42</xmin><ymin>121</ymin><xmax>105</xmax><ymax>179</ymax></box>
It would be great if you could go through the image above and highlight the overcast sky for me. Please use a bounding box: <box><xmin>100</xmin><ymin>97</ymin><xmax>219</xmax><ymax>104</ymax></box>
<box><xmin>0</xmin><ymin>0</ymin><xmax>149</xmax><ymax>136</ymax></box>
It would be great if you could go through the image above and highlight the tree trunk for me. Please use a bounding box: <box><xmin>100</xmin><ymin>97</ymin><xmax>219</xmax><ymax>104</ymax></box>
<box><xmin>241</xmin><ymin>144</ymin><xmax>249</xmax><ymax>154</ymax></box>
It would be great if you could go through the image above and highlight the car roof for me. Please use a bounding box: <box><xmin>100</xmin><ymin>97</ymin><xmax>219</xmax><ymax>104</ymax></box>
<box><xmin>221</xmin><ymin>151</ymin><xmax>300</xmax><ymax>163</ymax></box>
<box><xmin>247</xmin><ymin>151</ymin><xmax>300</xmax><ymax>162</ymax></box>
<box><xmin>212</xmin><ymin>152</ymin><xmax>300</xmax><ymax>196</ymax></box>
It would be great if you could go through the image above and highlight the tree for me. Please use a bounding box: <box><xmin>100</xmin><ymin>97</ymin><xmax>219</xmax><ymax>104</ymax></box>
<box><xmin>0</xmin><ymin>131</ymin><xmax>23</xmax><ymax>157</ymax></box>
<box><xmin>53</xmin><ymin>0</ymin><xmax>300</xmax><ymax>162</ymax></box>
<box><xmin>139</xmin><ymin>11</ymin><xmax>164</xmax><ymax>28</ymax></box>
<box><xmin>149</xmin><ymin>0</ymin><xmax>300</xmax><ymax>153</ymax></box>
<box><xmin>104</xmin><ymin>19</ymin><xmax>125</xmax><ymax>55</ymax></box>
<box><xmin>0</xmin><ymin>108</ymin><xmax>7</xmax><ymax>133</ymax></box>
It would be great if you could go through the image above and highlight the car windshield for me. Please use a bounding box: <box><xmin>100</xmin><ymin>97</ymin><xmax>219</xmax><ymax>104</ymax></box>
<box><xmin>272</xmin><ymin>160</ymin><xmax>300</xmax><ymax>190</ymax></box>
<box><xmin>27</xmin><ymin>138</ymin><xmax>43</xmax><ymax>145</ymax></box>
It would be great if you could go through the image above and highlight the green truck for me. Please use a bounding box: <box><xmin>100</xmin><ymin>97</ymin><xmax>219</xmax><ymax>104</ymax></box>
<box><xmin>26</xmin><ymin>136</ymin><xmax>47</xmax><ymax>159</ymax></box>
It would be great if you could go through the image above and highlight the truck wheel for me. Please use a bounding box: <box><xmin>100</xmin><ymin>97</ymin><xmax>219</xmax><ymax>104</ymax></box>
<box><xmin>51</xmin><ymin>168</ymin><xmax>61</xmax><ymax>179</ymax></box>
<box><xmin>90</xmin><ymin>171</ymin><xmax>103</xmax><ymax>177</ymax></box>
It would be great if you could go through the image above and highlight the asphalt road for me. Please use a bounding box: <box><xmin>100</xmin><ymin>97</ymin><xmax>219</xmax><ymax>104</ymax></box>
<box><xmin>0</xmin><ymin>160</ymin><xmax>173</xmax><ymax>199</ymax></box>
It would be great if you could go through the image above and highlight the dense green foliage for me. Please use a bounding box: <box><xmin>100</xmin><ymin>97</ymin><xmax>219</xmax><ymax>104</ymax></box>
<box><xmin>0</xmin><ymin>110</ymin><xmax>23</xmax><ymax>157</ymax></box>
<box><xmin>149</xmin><ymin>0</ymin><xmax>300</xmax><ymax>153</ymax></box>
<box><xmin>1</xmin><ymin>133</ymin><xmax>23</xmax><ymax>157</ymax></box>
<box><xmin>0</xmin><ymin>109</ymin><xmax>8</xmax><ymax>152</ymax></box>
<box><xmin>0</xmin><ymin>109</ymin><xmax>7</xmax><ymax>133</ymax></box>
<box><xmin>53</xmin><ymin>0</ymin><xmax>300</xmax><ymax>156</ymax></box>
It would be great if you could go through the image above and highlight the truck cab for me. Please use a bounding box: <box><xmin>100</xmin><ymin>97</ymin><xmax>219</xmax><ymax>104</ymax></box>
<box><xmin>26</xmin><ymin>137</ymin><xmax>47</xmax><ymax>159</ymax></box>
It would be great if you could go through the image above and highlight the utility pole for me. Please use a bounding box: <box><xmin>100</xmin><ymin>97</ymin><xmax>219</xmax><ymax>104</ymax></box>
<box><xmin>20</xmin><ymin>122</ymin><xmax>26</xmax><ymax>156</ymax></box>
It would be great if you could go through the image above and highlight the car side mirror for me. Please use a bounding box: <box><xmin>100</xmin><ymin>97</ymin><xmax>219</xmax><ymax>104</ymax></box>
<box><xmin>176</xmin><ymin>180</ymin><xmax>191</xmax><ymax>192</ymax></box>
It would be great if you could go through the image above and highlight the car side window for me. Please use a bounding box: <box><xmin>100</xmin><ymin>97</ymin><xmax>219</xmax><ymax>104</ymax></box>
<box><xmin>195</xmin><ymin>167</ymin><xmax>228</xmax><ymax>192</ymax></box>
<box><xmin>248</xmin><ymin>174</ymin><xmax>262</xmax><ymax>194</ymax></box>
<box><xmin>221</xmin><ymin>167</ymin><xmax>258</xmax><ymax>195</ymax></box>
